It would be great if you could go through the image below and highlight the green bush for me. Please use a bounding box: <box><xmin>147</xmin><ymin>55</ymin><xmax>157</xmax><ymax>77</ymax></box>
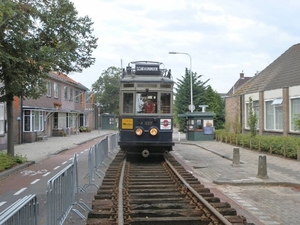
<box><xmin>79</xmin><ymin>126</ymin><xmax>91</xmax><ymax>132</ymax></box>
<box><xmin>0</xmin><ymin>152</ymin><xmax>27</xmax><ymax>172</ymax></box>
<box><xmin>215</xmin><ymin>129</ymin><xmax>300</xmax><ymax>159</ymax></box>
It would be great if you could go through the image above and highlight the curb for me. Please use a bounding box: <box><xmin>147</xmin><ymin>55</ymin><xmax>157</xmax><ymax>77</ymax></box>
<box><xmin>52</xmin><ymin>133</ymin><xmax>113</xmax><ymax>155</ymax></box>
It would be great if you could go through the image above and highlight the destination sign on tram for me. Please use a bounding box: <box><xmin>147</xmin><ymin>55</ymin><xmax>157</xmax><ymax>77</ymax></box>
<box><xmin>135</xmin><ymin>64</ymin><xmax>160</xmax><ymax>75</ymax></box>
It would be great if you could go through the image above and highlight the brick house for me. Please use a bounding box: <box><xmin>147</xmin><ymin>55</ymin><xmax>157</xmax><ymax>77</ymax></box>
<box><xmin>225</xmin><ymin>43</ymin><xmax>300</xmax><ymax>136</ymax></box>
<box><xmin>226</xmin><ymin>71</ymin><xmax>252</xmax><ymax>97</ymax></box>
<box><xmin>0</xmin><ymin>71</ymin><xmax>96</xmax><ymax>145</ymax></box>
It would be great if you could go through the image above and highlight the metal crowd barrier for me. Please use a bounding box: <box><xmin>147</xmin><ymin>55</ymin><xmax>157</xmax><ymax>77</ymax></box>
<box><xmin>109</xmin><ymin>133</ymin><xmax>118</xmax><ymax>153</ymax></box>
<box><xmin>0</xmin><ymin>194</ymin><xmax>38</xmax><ymax>225</ymax></box>
<box><xmin>46</xmin><ymin>154</ymin><xmax>89</xmax><ymax>225</ymax></box>
<box><xmin>83</xmin><ymin>134</ymin><xmax>118</xmax><ymax>190</ymax></box>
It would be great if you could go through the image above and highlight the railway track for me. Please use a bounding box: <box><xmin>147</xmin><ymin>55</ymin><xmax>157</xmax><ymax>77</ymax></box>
<box><xmin>87</xmin><ymin>151</ymin><xmax>254</xmax><ymax>225</ymax></box>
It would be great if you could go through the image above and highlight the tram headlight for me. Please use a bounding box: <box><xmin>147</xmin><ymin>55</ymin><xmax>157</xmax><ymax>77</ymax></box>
<box><xmin>149</xmin><ymin>127</ymin><xmax>158</xmax><ymax>136</ymax></box>
<box><xmin>135</xmin><ymin>127</ymin><xmax>143</xmax><ymax>136</ymax></box>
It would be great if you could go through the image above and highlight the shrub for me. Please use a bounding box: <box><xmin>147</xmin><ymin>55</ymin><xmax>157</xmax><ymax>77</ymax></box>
<box><xmin>59</xmin><ymin>130</ymin><xmax>67</xmax><ymax>136</ymax></box>
<box><xmin>79</xmin><ymin>126</ymin><xmax>91</xmax><ymax>132</ymax></box>
<box><xmin>0</xmin><ymin>152</ymin><xmax>27</xmax><ymax>172</ymax></box>
<box><xmin>215</xmin><ymin>129</ymin><xmax>300</xmax><ymax>159</ymax></box>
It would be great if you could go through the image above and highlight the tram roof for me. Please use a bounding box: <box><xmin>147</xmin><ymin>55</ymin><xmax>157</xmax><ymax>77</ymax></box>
<box><xmin>120</xmin><ymin>75</ymin><xmax>174</xmax><ymax>84</ymax></box>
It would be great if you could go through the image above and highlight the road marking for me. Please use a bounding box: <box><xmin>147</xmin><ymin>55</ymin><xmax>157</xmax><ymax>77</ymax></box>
<box><xmin>20</xmin><ymin>169</ymin><xmax>48</xmax><ymax>176</ymax></box>
<box><xmin>14</xmin><ymin>188</ymin><xmax>27</xmax><ymax>195</ymax></box>
<box><xmin>43</xmin><ymin>172</ymin><xmax>51</xmax><ymax>177</ymax></box>
<box><xmin>80</xmin><ymin>151</ymin><xmax>84</xmax><ymax>154</ymax></box>
<box><xmin>53</xmin><ymin>166</ymin><xmax>60</xmax><ymax>170</ymax></box>
<box><xmin>31</xmin><ymin>179</ymin><xmax>40</xmax><ymax>184</ymax></box>
<box><xmin>0</xmin><ymin>201</ymin><xmax>6</xmax><ymax>207</ymax></box>
<box><xmin>69</xmin><ymin>158</ymin><xmax>72</xmax><ymax>161</ymax></box>
<box><xmin>62</xmin><ymin>161</ymin><xmax>68</xmax><ymax>165</ymax></box>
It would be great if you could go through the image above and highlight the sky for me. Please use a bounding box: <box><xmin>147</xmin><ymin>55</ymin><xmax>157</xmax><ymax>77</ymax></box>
<box><xmin>69</xmin><ymin>0</ymin><xmax>300</xmax><ymax>94</ymax></box>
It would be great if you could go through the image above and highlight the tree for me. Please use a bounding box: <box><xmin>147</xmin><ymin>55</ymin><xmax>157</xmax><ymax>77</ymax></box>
<box><xmin>91</xmin><ymin>66</ymin><xmax>121</xmax><ymax>115</ymax></box>
<box><xmin>202</xmin><ymin>86</ymin><xmax>225</xmax><ymax>129</ymax></box>
<box><xmin>248</xmin><ymin>97</ymin><xmax>258</xmax><ymax>137</ymax></box>
<box><xmin>174</xmin><ymin>68</ymin><xmax>209</xmax><ymax>131</ymax></box>
<box><xmin>0</xmin><ymin>0</ymin><xmax>98</xmax><ymax>156</ymax></box>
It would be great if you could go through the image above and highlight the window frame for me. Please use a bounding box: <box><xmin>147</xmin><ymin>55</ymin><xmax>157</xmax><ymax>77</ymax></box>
<box><xmin>265</xmin><ymin>100</ymin><xmax>283</xmax><ymax>131</ymax></box>
<box><xmin>290</xmin><ymin>97</ymin><xmax>300</xmax><ymax>132</ymax></box>
<box><xmin>46</xmin><ymin>81</ymin><xmax>51</xmax><ymax>97</ymax></box>
<box><xmin>64</xmin><ymin>86</ymin><xmax>68</xmax><ymax>100</ymax></box>
<box><xmin>245</xmin><ymin>100</ymin><xmax>259</xmax><ymax>129</ymax></box>
<box><xmin>23</xmin><ymin>110</ymin><xmax>44</xmax><ymax>132</ymax></box>
<box><xmin>54</xmin><ymin>82</ymin><xmax>58</xmax><ymax>99</ymax></box>
<box><xmin>69</xmin><ymin>88</ymin><xmax>73</xmax><ymax>102</ymax></box>
<box><xmin>75</xmin><ymin>90</ymin><xmax>79</xmax><ymax>103</ymax></box>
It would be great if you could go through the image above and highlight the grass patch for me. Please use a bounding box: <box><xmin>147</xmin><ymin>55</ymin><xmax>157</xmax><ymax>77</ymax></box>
<box><xmin>0</xmin><ymin>152</ymin><xmax>27</xmax><ymax>172</ymax></box>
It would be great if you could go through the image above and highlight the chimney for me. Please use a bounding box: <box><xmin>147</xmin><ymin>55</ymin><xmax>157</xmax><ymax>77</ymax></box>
<box><xmin>240</xmin><ymin>71</ymin><xmax>244</xmax><ymax>79</ymax></box>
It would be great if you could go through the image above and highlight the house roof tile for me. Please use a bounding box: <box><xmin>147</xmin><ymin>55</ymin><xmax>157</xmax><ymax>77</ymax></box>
<box><xmin>243</xmin><ymin>43</ymin><xmax>300</xmax><ymax>94</ymax></box>
<box><xmin>48</xmin><ymin>71</ymin><xmax>89</xmax><ymax>90</ymax></box>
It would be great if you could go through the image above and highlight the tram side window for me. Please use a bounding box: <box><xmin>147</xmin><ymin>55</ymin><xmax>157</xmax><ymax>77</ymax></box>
<box><xmin>123</xmin><ymin>93</ymin><xmax>133</xmax><ymax>113</ymax></box>
<box><xmin>161</xmin><ymin>93</ymin><xmax>171</xmax><ymax>113</ymax></box>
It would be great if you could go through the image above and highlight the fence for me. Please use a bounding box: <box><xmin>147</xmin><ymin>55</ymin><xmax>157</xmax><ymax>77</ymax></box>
<box><xmin>46</xmin><ymin>154</ymin><xmax>89</xmax><ymax>225</ymax></box>
<box><xmin>0</xmin><ymin>132</ymin><xmax>119</xmax><ymax>225</ymax></box>
<box><xmin>0</xmin><ymin>195</ymin><xmax>38</xmax><ymax>225</ymax></box>
<box><xmin>83</xmin><ymin>134</ymin><xmax>117</xmax><ymax>190</ymax></box>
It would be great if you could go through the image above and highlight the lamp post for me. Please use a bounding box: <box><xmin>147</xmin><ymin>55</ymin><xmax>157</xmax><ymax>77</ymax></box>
<box><xmin>95</xmin><ymin>102</ymin><xmax>101</xmax><ymax>133</ymax></box>
<box><xmin>169</xmin><ymin>52</ymin><xmax>194</xmax><ymax>112</ymax></box>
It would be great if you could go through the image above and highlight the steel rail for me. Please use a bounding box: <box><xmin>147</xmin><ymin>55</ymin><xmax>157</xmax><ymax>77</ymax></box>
<box><xmin>164</xmin><ymin>158</ymin><xmax>232</xmax><ymax>225</ymax></box>
<box><xmin>118</xmin><ymin>157</ymin><xmax>127</xmax><ymax>225</ymax></box>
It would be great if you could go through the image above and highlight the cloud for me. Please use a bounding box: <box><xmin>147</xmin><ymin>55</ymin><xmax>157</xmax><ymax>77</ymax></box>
<box><xmin>69</xmin><ymin>0</ymin><xmax>300</xmax><ymax>93</ymax></box>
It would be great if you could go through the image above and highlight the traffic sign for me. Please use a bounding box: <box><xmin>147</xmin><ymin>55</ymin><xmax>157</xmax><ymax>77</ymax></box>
<box><xmin>188</xmin><ymin>104</ymin><xmax>195</xmax><ymax>111</ymax></box>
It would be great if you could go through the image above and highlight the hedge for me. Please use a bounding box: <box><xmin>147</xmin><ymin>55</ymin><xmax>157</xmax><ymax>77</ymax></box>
<box><xmin>215</xmin><ymin>130</ymin><xmax>300</xmax><ymax>159</ymax></box>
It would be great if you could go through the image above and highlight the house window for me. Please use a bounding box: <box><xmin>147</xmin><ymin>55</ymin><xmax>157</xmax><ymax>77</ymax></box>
<box><xmin>109</xmin><ymin>117</ymin><xmax>114</xmax><ymax>125</ymax></box>
<box><xmin>75</xmin><ymin>90</ymin><xmax>79</xmax><ymax>103</ymax></box>
<box><xmin>54</xmin><ymin>112</ymin><xmax>67</xmax><ymax>129</ymax></box>
<box><xmin>66</xmin><ymin>113</ymin><xmax>70</xmax><ymax>127</ymax></box>
<box><xmin>46</xmin><ymin>81</ymin><xmax>51</xmax><ymax>97</ymax></box>
<box><xmin>245</xmin><ymin>100</ymin><xmax>259</xmax><ymax>129</ymax></box>
<box><xmin>64</xmin><ymin>86</ymin><xmax>68</xmax><ymax>100</ymax></box>
<box><xmin>291</xmin><ymin>98</ymin><xmax>300</xmax><ymax>131</ymax></box>
<box><xmin>69</xmin><ymin>114</ymin><xmax>74</xmax><ymax>127</ymax></box>
<box><xmin>0</xmin><ymin>103</ymin><xmax>5</xmax><ymax>135</ymax></box>
<box><xmin>265</xmin><ymin>99</ymin><xmax>283</xmax><ymax>130</ymax></box>
<box><xmin>80</xmin><ymin>92</ymin><xmax>83</xmax><ymax>104</ymax></box>
<box><xmin>23</xmin><ymin>110</ymin><xmax>44</xmax><ymax>132</ymax></box>
<box><xmin>54</xmin><ymin>82</ymin><xmax>58</xmax><ymax>98</ymax></box>
<box><xmin>70</xmin><ymin>88</ymin><xmax>73</xmax><ymax>101</ymax></box>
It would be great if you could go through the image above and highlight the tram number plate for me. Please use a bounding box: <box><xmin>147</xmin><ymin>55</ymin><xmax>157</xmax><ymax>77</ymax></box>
<box><xmin>122</xmin><ymin>118</ymin><xmax>133</xmax><ymax>129</ymax></box>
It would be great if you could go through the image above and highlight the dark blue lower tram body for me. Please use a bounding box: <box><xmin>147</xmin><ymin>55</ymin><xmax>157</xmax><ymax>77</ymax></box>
<box><xmin>118</xmin><ymin>116</ymin><xmax>174</xmax><ymax>155</ymax></box>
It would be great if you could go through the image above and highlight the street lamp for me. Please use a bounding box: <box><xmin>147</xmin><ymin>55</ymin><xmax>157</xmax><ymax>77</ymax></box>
<box><xmin>169</xmin><ymin>52</ymin><xmax>194</xmax><ymax>112</ymax></box>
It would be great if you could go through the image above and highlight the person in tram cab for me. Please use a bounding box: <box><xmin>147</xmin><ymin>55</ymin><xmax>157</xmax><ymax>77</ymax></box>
<box><xmin>142</xmin><ymin>98</ymin><xmax>155</xmax><ymax>113</ymax></box>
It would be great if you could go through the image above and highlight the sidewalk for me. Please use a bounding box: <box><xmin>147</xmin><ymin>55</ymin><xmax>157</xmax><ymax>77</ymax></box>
<box><xmin>173</xmin><ymin>129</ymin><xmax>300</xmax><ymax>186</ymax></box>
<box><xmin>12</xmin><ymin>129</ymin><xmax>115</xmax><ymax>162</ymax></box>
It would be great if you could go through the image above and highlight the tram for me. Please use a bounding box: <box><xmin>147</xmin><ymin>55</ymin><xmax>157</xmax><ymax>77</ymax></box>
<box><xmin>118</xmin><ymin>61</ymin><xmax>174</xmax><ymax>157</ymax></box>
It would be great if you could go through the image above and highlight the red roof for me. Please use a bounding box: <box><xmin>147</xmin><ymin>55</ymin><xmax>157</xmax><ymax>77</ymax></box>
<box><xmin>48</xmin><ymin>71</ymin><xmax>78</xmax><ymax>85</ymax></box>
